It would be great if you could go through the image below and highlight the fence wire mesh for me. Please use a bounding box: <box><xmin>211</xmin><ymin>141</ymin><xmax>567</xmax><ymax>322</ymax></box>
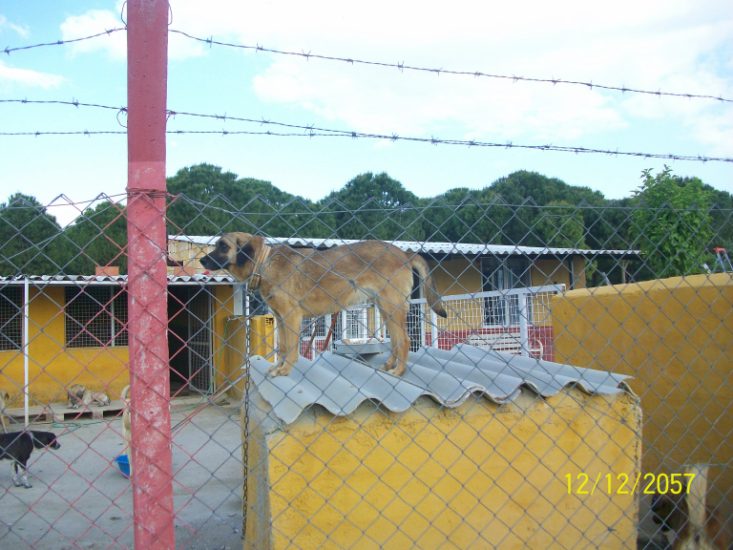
<box><xmin>0</xmin><ymin>182</ymin><xmax>731</xmax><ymax>549</ymax></box>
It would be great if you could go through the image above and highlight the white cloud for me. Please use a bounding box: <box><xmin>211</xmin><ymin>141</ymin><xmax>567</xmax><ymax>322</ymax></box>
<box><xmin>0</xmin><ymin>14</ymin><xmax>30</xmax><ymax>38</ymax></box>
<box><xmin>60</xmin><ymin>8</ymin><xmax>127</xmax><ymax>59</ymax></box>
<box><xmin>0</xmin><ymin>60</ymin><xmax>63</xmax><ymax>88</ymax></box>
<box><xmin>57</xmin><ymin>0</ymin><xmax>733</xmax><ymax>148</ymax></box>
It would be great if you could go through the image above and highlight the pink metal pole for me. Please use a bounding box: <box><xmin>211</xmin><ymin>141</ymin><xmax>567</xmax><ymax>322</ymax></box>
<box><xmin>126</xmin><ymin>1</ymin><xmax>174</xmax><ymax>548</ymax></box>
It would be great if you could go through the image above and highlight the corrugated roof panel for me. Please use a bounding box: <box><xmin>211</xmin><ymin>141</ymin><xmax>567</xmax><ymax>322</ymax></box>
<box><xmin>249</xmin><ymin>344</ymin><xmax>631</xmax><ymax>425</ymax></box>
<box><xmin>0</xmin><ymin>274</ymin><xmax>235</xmax><ymax>285</ymax></box>
<box><xmin>171</xmin><ymin>235</ymin><xmax>638</xmax><ymax>257</ymax></box>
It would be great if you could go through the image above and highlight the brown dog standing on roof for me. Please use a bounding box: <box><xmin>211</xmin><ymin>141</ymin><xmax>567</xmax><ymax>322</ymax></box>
<box><xmin>201</xmin><ymin>233</ymin><xmax>447</xmax><ymax>377</ymax></box>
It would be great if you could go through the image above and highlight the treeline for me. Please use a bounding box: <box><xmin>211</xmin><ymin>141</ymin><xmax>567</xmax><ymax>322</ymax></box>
<box><xmin>1</xmin><ymin>164</ymin><xmax>731</xmax><ymax>281</ymax></box>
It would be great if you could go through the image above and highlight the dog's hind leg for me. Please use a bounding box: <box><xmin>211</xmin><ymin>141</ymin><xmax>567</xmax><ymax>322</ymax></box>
<box><xmin>378</xmin><ymin>299</ymin><xmax>410</xmax><ymax>377</ymax></box>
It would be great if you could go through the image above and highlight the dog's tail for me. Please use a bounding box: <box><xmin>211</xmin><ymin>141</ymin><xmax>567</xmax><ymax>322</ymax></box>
<box><xmin>410</xmin><ymin>256</ymin><xmax>448</xmax><ymax>318</ymax></box>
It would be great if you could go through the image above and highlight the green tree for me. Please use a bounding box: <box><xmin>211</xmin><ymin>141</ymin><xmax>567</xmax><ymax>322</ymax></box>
<box><xmin>320</xmin><ymin>173</ymin><xmax>424</xmax><ymax>240</ymax></box>
<box><xmin>630</xmin><ymin>167</ymin><xmax>714</xmax><ymax>279</ymax></box>
<box><xmin>420</xmin><ymin>188</ymin><xmax>487</xmax><ymax>242</ymax></box>
<box><xmin>60</xmin><ymin>198</ymin><xmax>128</xmax><ymax>274</ymax></box>
<box><xmin>534</xmin><ymin>201</ymin><xmax>587</xmax><ymax>248</ymax></box>
<box><xmin>166</xmin><ymin>163</ymin><xmax>322</xmax><ymax>237</ymax></box>
<box><xmin>487</xmin><ymin>171</ymin><xmax>605</xmax><ymax>246</ymax></box>
<box><xmin>0</xmin><ymin>193</ymin><xmax>62</xmax><ymax>275</ymax></box>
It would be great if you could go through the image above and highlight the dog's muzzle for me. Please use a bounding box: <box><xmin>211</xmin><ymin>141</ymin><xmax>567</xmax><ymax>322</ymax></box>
<box><xmin>200</xmin><ymin>253</ymin><xmax>229</xmax><ymax>271</ymax></box>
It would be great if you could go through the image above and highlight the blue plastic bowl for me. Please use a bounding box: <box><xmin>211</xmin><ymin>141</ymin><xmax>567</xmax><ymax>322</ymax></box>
<box><xmin>115</xmin><ymin>454</ymin><xmax>131</xmax><ymax>478</ymax></box>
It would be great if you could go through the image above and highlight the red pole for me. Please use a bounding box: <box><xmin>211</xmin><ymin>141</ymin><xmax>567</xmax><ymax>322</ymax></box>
<box><xmin>126</xmin><ymin>1</ymin><xmax>174</xmax><ymax>548</ymax></box>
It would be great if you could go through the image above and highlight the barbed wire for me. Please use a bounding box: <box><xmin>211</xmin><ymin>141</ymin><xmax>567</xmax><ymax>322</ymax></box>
<box><xmin>3</xmin><ymin>127</ymin><xmax>731</xmax><ymax>164</ymax></box>
<box><xmin>3</xmin><ymin>28</ymin><xmax>126</xmax><ymax>55</ymax></box>
<box><xmin>169</xmin><ymin>28</ymin><xmax>733</xmax><ymax>104</ymax></box>
<box><xmin>3</xmin><ymin>99</ymin><xmax>732</xmax><ymax>163</ymax></box>
<box><xmin>5</xmin><ymin>26</ymin><xmax>729</xmax><ymax>105</ymax></box>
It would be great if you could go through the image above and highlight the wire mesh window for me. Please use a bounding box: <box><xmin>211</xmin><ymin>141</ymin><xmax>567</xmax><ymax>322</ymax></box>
<box><xmin>481</xmin><ymin>257</ymin><xmax>530</xmax><ymax>326</ymax></box>
<box><xmin>0</xmin><ymin>285</ymin><xmax>22</xmax><ymax>351</ymax></box>
<box><xmin>64</xmin><ymin>285</ymin><xmax>128</xmax><ymax>348</ymax></box>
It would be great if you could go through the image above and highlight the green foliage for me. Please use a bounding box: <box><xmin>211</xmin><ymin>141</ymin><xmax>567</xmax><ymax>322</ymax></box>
<box><xmin>533</xmin><ymin>201</ymin><xmax>587</xmax><ymax>249</ymax></box>
<box><xmin>1</xmin><ymin>163</ymin><xmax>731</xmax><ymax>284</ymax></box>
<box><xmin>62</xmin><ymin>199</ymin><xmax>128</xmax><ymax>274</ymax></box>
<box><xmin>320</xmin><ymin>173</ymin><xmax>424</xmax><ymax>240</ymax></box>
<box><xmin>630</xmin><ymin>167</ymin><xmax>714</xmax><ymax>278</ymax></box>
<box><xmin>166</xmin><ymin>163</ymin><xmax>325</xmax><ymax>237</ymax></box>
<box><xmin>0</xmin><ymin>193</ymin><xmax>62</xmax><ymax>275</ymax></box>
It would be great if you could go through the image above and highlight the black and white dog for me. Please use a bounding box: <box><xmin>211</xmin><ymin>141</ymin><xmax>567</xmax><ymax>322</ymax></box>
<box><xmin>0</xmin><ymin>431</ymin><xmax>60</xmax><ymax>488</ymax></box>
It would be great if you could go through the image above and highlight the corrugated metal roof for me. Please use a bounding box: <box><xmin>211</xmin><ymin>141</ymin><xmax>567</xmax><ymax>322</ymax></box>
<box><xmin>249</xmin><ymin>344</ymin><xmax>631</xmax><ymax>426</ymax></box>
<box><xmin>172</xmin><ymin>235</ymin><xmax>637</xmax><ymax>257</ymax></box>
<box><xmin>0</xmin><ymin>274</ymin><xmax>236</xmax><ymax>285</ymax></box>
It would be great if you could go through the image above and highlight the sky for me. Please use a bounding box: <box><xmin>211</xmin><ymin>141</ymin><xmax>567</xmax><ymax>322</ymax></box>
<box><xmin>1</xmin><ymin>0</ymin><xmax>732</xmax><ymax>227</ymax></box>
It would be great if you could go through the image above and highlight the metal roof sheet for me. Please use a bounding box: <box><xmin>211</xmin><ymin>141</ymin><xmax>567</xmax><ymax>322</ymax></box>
<box><xmin>249</xmin><ymin>344</ymin><xmax>631</xmax><ymax>426</ymax></box>
<box><xmin>0</xmin><ymin>274</ymin><xmax>236</xmax><ymax>285</ymax></box>
<box><xmin>172</xmin><ymin>235</ymin><xmax>637</xmax><ymax>257</ymax></box>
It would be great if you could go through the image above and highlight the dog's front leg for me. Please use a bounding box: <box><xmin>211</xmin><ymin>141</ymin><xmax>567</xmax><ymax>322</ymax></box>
<box><xmin>268</xmin><ymin>308</ymin><xmax>302</xmax><ymax>377</ymax></box>
<box><xmin>13</xmin><ymin>463</ymin><xmax>31</xmax><ymax>488</ymax></box>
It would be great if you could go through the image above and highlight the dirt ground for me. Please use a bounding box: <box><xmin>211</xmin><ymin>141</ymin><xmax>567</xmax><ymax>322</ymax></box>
<box><xmin>0</xmin><ymin>398</ymin><xmax>243</xmax><ymax>550</ymax></box>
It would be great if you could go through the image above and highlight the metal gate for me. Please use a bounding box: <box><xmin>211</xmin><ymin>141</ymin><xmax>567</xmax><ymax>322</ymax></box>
<box><xmin>187</xmin><ymin>288</ymin><xmax>213</xmax><ymax>393</ymax></box>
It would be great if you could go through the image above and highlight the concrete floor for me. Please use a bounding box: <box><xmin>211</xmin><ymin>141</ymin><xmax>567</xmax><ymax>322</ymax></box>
<box><xmin>0</xmin><ymin>399</ymin><xmax>243</xmax><ymax>550</ymax></box>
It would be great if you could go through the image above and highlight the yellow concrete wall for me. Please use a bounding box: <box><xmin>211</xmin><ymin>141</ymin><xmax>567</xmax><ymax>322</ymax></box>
<box><xmin>168</xmin><ymin>240</ymin><xmax>587</xmax><ymax>296</ymax></box>
<box><xmin>168</xmin><ymin>239</ymin><xmax>211</xmax><ymax>274</ymax></box>
<box><xmin>0</xmin><ymin>286</ymin><xmax>129</xmax><ymax>405</ymax></box>
<box><xmin>0</xmin><ymin>285</ymin><xmax>240</xmax><ymax>405</ymax></box>
<box><xmin>551</xmin><ymin>273</ymin><xmax>733</xmax><ymax>517</ymax></box>
<box><xmin>245</xmin><ymin>388</ymin><xmax>641</xmax><ymax>549</ymax></box>
<box><xmin>211</xmin><ymin>286</ymin><xmax>239</xmax><ymax>392</ymax></box>
<box><xmin>431</xmin><ymin>256</ymin><xmax>583</xmax><ymax>297</ymax></box>
<box><xmin>250</xmin><ymin>315</ymin><xmax>276</xmax><ymax>359</ymax></box>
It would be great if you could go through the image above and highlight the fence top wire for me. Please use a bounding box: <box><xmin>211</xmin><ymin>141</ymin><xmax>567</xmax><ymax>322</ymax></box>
<box><xmin>168</xmin><ymin>28</ymin><xmax>733</xmax><ymax>105</ymax></box>
<box><xmin>2</xmin><ymin>28</ymin><xmax>126</xmax><ymax>55</ymax></box>
<box><xmin>5</xmin><ymin>25</ymin><xmax>730</xmax><ymax>104</ymax></box>
<box><xmin>2</xmin><ymin>99</ymin><xmax>732</xmax><ymax>164</ymax></box>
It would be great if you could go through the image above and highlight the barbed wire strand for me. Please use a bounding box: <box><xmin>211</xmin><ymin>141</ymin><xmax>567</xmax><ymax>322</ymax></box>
<box><xmin>3</xmin><ymin>28</ymin><xmax>126</xmax><ymax>55</ymax></box>
<box><xmin>4</xmin><ymin>27</ymin><xmax>730</xmax><ymax>105</ymax></box>
<box><xmin>168</xmin><ymin>29</ymin><xmax>733</xmax><ymax>104</ymax></box>
<box><xmin>2</xmin><ymin>97</ymin><xmax>732</xmax><ymax>163</ymax></box>
<box><xmin>2</xmin><ymin>126</ymin><xmax>730</xmax><ymax>164</ymax></box>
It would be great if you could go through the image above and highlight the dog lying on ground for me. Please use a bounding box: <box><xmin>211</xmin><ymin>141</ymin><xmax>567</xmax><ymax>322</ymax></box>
<box><xmin>67</xmin><ymin>384</ymin><xmax>111</xmax><ymax>408</ymax></box>
<box><xmin>0</xmin><ymin>430</ymin><xmax>60</xmax><ymax>488</ymax></box>
<box><xmin>201</xmin><ymin>233</ymin><xmax>448</xmax><ymax>377</ymax></box>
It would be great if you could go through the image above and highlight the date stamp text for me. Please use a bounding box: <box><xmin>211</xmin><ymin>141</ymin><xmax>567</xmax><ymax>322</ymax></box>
<box><xmin>565</xmin><ymin>472</ymin><xmax>696</xmax><ymax>496</ymax></box>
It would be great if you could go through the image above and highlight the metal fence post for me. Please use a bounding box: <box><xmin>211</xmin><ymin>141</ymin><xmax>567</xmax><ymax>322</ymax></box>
<box><xmin>126</xmin><ymin>0</ymin><xmax>175</xmax><ymax>548</ymax></box>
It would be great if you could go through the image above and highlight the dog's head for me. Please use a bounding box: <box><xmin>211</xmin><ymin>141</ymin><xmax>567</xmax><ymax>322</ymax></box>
<box><xmin>30</xmin><ymin>431</ymin><xmax>61</xmax><ymax>450</ymax></box>
<box><xmin>200</xmin><ymin>232</ymin><xmax>264</xmax><ymax>281</ymax></box>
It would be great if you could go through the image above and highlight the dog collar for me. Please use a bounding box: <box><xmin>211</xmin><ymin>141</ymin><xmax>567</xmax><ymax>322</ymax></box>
<box><xmin>248</xmin><ymin>244</ymin><xmax>271</xmax><ymax>292</ymax></box>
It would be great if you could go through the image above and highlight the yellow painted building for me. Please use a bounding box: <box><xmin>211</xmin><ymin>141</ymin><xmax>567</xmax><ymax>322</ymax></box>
<box><xmin>170</xmin><ymin>236</ymin><xmax>635</xmax><ymax>362</ymax></box>
<box><xmin>169</xmin><ymin>236</ymin><xmax>605</xmax><ymax>295</ymax></box>
<box><xmin>551</xmin><ymin>273</ymin><xmax>733</xmax><ymax>520</ymax></box>
<box><xmin>0</xmin><ymin>276</ymin><xmax>244</xmax><ymax>407</ymax></box>
<box><xmin>242</xmin><ymin>353</ymin><xmax>642</xmax><ymax>549</ymax></box>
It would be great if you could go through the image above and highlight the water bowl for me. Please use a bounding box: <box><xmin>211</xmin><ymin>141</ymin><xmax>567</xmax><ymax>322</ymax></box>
<box><xmin>115</xmin><ymin>454</ymin><xmax>131</xmax><ymax>479</ymax></box>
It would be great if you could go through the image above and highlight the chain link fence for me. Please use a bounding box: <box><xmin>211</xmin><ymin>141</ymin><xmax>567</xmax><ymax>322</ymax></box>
<box><xmin>0</xmin><ymin>188</ymin><xmax>731</xmax><ymax>549</ymax></box>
